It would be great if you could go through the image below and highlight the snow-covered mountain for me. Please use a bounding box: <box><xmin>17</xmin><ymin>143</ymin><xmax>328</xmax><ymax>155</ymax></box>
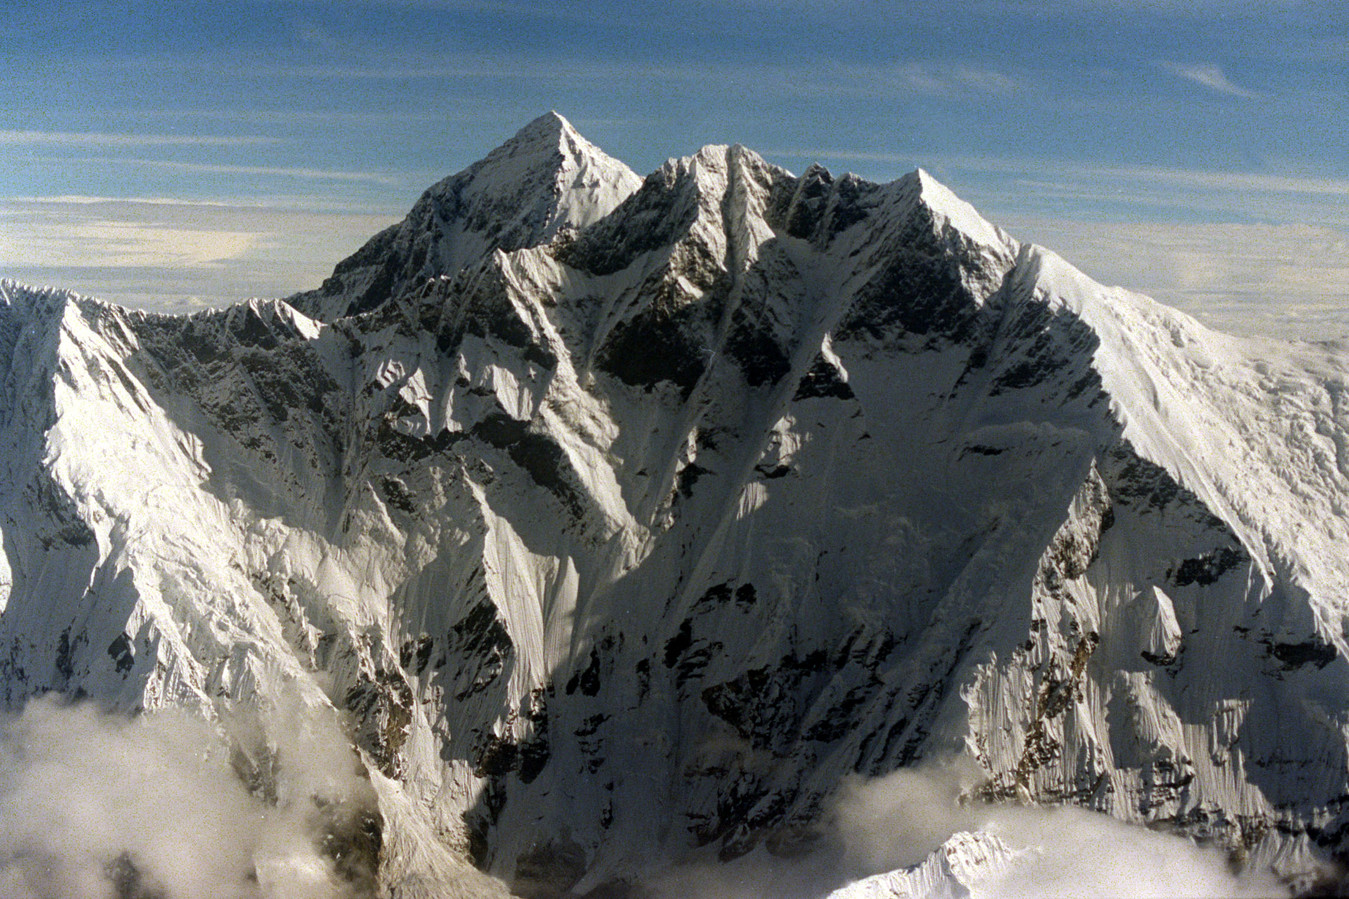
<box><xmin>3</xmin><ymin>112</ymin><xmax>1349</xmax><ymax>896</ymax></box>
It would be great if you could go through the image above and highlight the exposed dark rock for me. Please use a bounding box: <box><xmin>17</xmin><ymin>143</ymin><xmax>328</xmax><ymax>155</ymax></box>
<box><xmin>512</xmin><ymin>836</ymin><xmax>588</xmax><ymax>899</ymax></box>
<box><xmin>793</xmin><ymin>354</ymin><xmax>855</xmax><ymax>401</ymax></box>
<box><xmin>107</xmin><ymin>633</ymin><xmax>135</xmax><ymax>674</ymax></box>
<box><xmin>725</xmin><ymin>314</ymin><xmax>791</xmax><ymax>387</ymax></box>
<box><xmin>1171</xmin><ymin>547</ymin><xmax>1247</xmax><ymax>587</ymax></box>
<box><xmin>445</xmin><ymin>600</ymin><xmax>514</xmax><ymax>701</ymax></box>
<box><xmin>472</xmin><ymin>412</ymin><xmax>586</xmax><ymax>516</ymax></box>
<box><xmin>344</xmin><ymin>668</ymin><xmax>415</xmax><ymax>777</ymax></box>
<box><xmin>55</xmin><ymin>627</ymin><xmax>76</xmax><ymax>680</ymax></box>
<box><xmin>399</xmin><ymin>635</ymin><xmax>435</xmax><ymax>676</ymax></box>
<box><xmin>565</xmin><ymin>647</ymin><xmax>604</xmax><ymax>697</ymax></box>
<box><xmin>563</xmin><ymin>166</ymin><xmax>701</xmax><ymax>276</ymax></box>
<box><xmin>1267</xmin><ymin>639</ymin><xmax>1337</xmax><ymax>669</ymax></box>
<box><xmin>475</xmin><ymin>732</ymin><xmax>519</xmax><ymax>778</ymax></box>
<box><xmin>663</xmin><ymin>620</ymin><xmax>694</xmax><ymax>670</ymax></box>
<box><xmin>597</xmin><ymin>306</ymin><xmax>708</xmax><ymax>394</ymax></box>
<box><xmin>320</xmin><ymin>805</ymin><xmax>383</xmax><ymax>895</ymax></box>
<box><xmin>106</xmin><ymin>852</ymin><xmax>167</xmax><ymax>899</ymax></box>
<box><xmin>768</xmin><ymin>163</ymin><xmax>836</xmax><ymax>242</ymax></box>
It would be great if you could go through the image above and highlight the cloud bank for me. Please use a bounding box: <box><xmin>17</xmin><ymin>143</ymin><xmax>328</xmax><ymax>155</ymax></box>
<box><xmin>0</xmin><ymin>197</ymin><xmax>399</xmax><ymax>312</ymax></box>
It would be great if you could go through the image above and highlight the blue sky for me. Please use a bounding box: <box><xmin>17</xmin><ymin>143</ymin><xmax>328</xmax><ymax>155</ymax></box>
<box><xmin>2</xmin><ymin>0</ymin><xmax>1347</xmax><ymax>336</ymax></box>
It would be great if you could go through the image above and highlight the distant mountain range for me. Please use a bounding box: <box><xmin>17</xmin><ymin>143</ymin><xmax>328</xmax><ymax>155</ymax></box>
<box><xmin>3</xmin><ymin>112</ymin><xmax>1348</xmax><ymax>897</ymax></box>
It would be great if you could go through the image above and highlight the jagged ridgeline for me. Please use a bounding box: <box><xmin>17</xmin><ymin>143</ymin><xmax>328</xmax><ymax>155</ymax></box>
<box><xmin>3</xmin><ymin>112</ymin><xmax>1349</xmax><ymax>896</ymax></box>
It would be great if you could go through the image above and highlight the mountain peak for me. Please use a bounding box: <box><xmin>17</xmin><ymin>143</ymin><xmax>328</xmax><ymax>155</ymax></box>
<box><xmin>474</xmin><ymin>111</ymin><xmax>627</xmax><ymax>189</ymax></box>
<box><xmin>288</xmin><ymin>112</ymin><xmax>641</xmax><ymax>320</ymax></box>
<box><xmin>11</xmin><ymin>118</ymin><xmax>1349</xmax><ymax>897</ymax></box>
<box><xmin>484</xmin><ymin>111</ymin><xmax>576</xmax><ymax>166</ymax></box>
<box><xmin>504</xmin><ymin>110</ymin><xmax>576</xmax><ymax>148</ymax></box>
<box><xmin>910</xmin><ymin>167</ymin><xmax>1013</xmax><ymax>254</ymax></box>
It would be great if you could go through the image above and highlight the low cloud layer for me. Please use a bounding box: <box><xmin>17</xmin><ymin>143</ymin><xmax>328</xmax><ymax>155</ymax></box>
<box><xmin>9</xmin><ymin>186</ymin><xmax>1347</xmax><ymax>342</ymax></box>
<box><xmin>0</xmin><ymin>695</ymin><xmax>378</xmax><ymax>899</ymax></box>
<box><xmin>0</xmin><ymin>694</ymin><xmax>1313</xmax><ymax>898</ymax></box>
<box><xmin>833</xmin><ymin>764</ymin><xmax>1290</xmax><ymax>898</ymax></box>
<box><xmin>0</xmin><ymin>197</ymin><xmax>398</xmax><ymax>312</ymax></box>
<box><xmin>997</xmin><ymin>215</ymin><xmax>1349</xmax><ymax>340</ymax></box>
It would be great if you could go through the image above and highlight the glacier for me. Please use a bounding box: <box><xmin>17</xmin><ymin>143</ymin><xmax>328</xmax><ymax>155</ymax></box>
<box><xmin>2</xmin><ymin>111</ymin><xmax>1348</xmax><ymax>897</ymax></box>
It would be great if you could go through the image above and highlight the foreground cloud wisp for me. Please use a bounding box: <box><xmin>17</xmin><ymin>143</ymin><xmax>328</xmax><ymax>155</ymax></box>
<box><xmin>833</xmin><ymin>765</ymin><xmax>1291</xmax><ymax>899</ymax></box>
<box><xmin>0</xmin><ymin>695</ymin><xmax>378</xmax><ymax>899</ymax></box>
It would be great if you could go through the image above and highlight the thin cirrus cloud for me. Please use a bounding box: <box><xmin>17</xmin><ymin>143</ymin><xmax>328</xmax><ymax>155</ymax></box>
<box><xmin>1159</xmin><ymin>62</ymin><xmax>1262</xmax><ymax>98</ymax></box>
<box><xmin>58</xmin><ymin>155</ymin><xmax>404</xmax><ymax>185</ymax></box>
<box><xmin>945</xmin><ymin>156</ymin><xmax>1349</xmax><ymax>204</ymax></box>
<box><xmin>0</xmin><ymin>130</ymin><xmax>286</xmax><ymax>148</ymax></box>
<box><xmin>838</xmin><ymin>62</ymin><xmax>1022</xmax><ymax>98</ymax></box>
<box><xmin>113</xmin><ymin>108</ymin><xmax>454</xmax><ymax>127</ymax></box>
<box><xmin>145</xmin><ymin>50</ymin><xmax>1023</xmax><ymax>102</ymax></box>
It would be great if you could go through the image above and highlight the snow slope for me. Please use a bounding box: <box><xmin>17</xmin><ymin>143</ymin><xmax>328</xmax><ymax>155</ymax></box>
<box><xmin>3</xmin><ymin>113</ymin><xmax>1349</xmax><ymax>895</ymax></box>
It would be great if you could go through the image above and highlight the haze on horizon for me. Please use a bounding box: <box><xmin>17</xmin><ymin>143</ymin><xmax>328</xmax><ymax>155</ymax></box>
<box><xmin>2</xmin><ymin>0</ymin><xmax>1347</xmax><ymax>340</ymax></box>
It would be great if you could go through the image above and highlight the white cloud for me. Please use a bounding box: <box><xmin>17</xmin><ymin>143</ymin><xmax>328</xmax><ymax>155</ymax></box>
<box><xmin>831</xmin><ymin>765</ymin><xmax>1288</xmax><ymax>898</ymax></box>
<box><xmin>1161</xmin><ymin>62</ymin><xmax>1262</xmax><ymax>98</ymax></box>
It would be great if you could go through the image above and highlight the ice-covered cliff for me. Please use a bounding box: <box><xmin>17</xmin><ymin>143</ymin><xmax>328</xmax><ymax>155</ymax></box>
<box><xmin>3</xmin><ymin>112</ymin><xmax>1348</xmax><ymax>896</ymax></box>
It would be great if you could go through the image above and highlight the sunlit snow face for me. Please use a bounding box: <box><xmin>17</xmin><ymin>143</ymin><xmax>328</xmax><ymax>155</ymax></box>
<box><xmin>0</xmin><ymin>695</ymin><xmax>376</xmax><ymax>899</ymax></box>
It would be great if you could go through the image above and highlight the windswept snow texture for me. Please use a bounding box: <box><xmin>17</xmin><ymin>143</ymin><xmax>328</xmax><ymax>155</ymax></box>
<box><xmin>3</xmin><ymin>112</ymin><xmax>1349</xmax><ymax>895</ymax></box>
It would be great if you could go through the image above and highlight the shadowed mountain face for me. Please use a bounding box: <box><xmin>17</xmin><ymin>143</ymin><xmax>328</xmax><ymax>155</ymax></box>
<box><xmin>3</xmin><ymin>113</ymin><xmax>1349</xmax><ymax>896</ymax></box>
